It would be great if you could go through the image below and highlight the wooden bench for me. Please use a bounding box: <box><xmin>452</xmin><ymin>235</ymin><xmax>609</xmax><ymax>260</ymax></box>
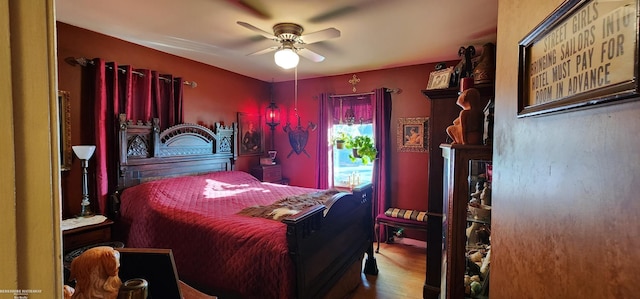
<box><xmin>375</xmin><ymin>210</ymin><xmax>431</xmax><ymax>253</ymax></box>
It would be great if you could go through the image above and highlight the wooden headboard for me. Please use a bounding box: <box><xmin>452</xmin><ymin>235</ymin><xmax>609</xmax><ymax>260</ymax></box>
<box><xmin>116</xmin><ymin>113</ymin><xmax>238</xmax><ymax>191</ymax></box>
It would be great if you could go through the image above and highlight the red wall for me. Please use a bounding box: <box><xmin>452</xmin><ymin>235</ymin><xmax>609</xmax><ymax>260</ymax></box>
<box><xmin>57</xmin><ymin>22</ymin><xmax>459</xmax><ymax>229</ymax></box>
<box><xmin>57</xmin><ymin>22</ymin><xmax>268</xmax><ymax>217</ymax></box>
<box><xmin>271</xmin><ymin>63</ymin><xmax>457</xmax><ymax>216</ymax></box>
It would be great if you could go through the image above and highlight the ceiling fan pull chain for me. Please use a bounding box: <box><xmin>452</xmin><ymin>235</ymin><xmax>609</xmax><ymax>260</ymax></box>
<box><xmin>295</xmin><ymin>66</ymin><xmax>298</xmax><ymax>118</ymax></box>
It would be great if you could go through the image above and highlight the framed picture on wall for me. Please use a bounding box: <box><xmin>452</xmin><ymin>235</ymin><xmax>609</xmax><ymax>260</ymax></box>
<box><xmin>58</xmin><ymin>90</ymin><xmax>72</xmax><ymax>171</ymax></box>
<box><xmin>237</xmin><ymin>112</ymin><xmax>264</xmax><ymax>156</ymax></box>
<box><xmin>397</xmin><ymin>117</ymin><xmax>429</xmax><ymax>152</ymax></box>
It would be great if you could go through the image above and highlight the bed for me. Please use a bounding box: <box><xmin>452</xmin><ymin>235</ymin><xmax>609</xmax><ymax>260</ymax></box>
<box><xmin>111</xmin><ymin>114</ymin><xmax>378</xmax><ymax>299</ymax></box>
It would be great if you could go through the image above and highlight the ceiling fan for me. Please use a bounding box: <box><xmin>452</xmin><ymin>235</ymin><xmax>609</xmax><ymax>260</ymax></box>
<box><xmin>237</xmin><ymin>21</ymin><xmax>341</xmax><ymax>69</ymax></box>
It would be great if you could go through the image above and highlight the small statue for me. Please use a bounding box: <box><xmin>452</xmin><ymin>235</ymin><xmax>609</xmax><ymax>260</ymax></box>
<box><xmin>446</xmin><ymin>88</ymin><xmax>484</xmax><ymax>145</ymax></box>
<box><xmin>483</xmin><ymin>99</ymin><xmax>495</xmax><ymax>145</ymax></box>
<box><xmin>453</xmin><ymin>46</ymin><xmax>477</xmax><ymax>87</ymax></box>
<box><xmin>473</xmin><ymin>43</ymin><xmax>496</xmax><ymax>85</ymax></box>
<box><xmin>480</xmin><ymin>182</ymin><xmax>492</xmax><ymax>206</ymax></box>
<box><xmin>459</xmin><ymin>46</ymin><xmax>476</xmax><ymax>79</ymax></box>
<box><xmin>470</xmin><ymin>179</ymin><xmax>486</xmax><ymax>204</ymax></box>
<box><xmin>66</xmin><ymin>246</ymin><xmax>122</xmax><ymax>299</ymax></box>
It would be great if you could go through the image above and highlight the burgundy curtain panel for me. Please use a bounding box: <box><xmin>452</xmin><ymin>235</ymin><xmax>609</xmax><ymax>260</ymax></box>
<box><xmin>154</xmin><ymin>73</ymin><xmax>184</xmax><ymax>130</ymax></box>
<box><xmin>172</xmin><ymin>77</ymin><xmax>184</xmax><ymax>125</ymax></box>
<box><xmin>373</xmin><ymin>88</ymin><xmax>392</xmax><ymax>240</ymax></box>
<box><xmin>133</xmin><ymin>68</ymin><xmax>153</xmax><ymax>122</ymax></box>
<box><xmin>92</xmin><ymin>59</ymin><xmax>111</xmax><ymax>215</ymax></box>
<box><xmin>91</xmin><ymin>58</ymin><xmax>184</xmax><ymax>214</ymax></box>
<box><xmin>315</xmin><ymin>93</ymin><xmax>333</xmax><ymax>189</ymax></box>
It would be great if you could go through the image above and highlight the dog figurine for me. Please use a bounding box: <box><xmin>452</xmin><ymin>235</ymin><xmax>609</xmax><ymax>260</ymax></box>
<box><xmin>67</xmin><ymin>246</ymin><xmax>122</xmax><ymax>299</ymax></box>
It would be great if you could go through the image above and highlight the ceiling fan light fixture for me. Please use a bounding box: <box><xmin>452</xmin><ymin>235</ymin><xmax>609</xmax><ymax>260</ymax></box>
<box><xmin>274</xmin><ymin>47</ymin><xmax>299</xmax><ymax>69</ymax></box>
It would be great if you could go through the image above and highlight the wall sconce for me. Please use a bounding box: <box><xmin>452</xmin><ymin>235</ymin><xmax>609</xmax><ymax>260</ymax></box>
<box><xmin>265</xmin><ymin>101</ymin><xmax>281</xmax><ymax>150</ymax></box>
<box><xmin>72</xmin><ymin>145</ymin><xmax>96</xmax><ymax>217</ymax></box>
<box><xmin>274</xmin><ymin>42</ymin><xmax>299</xmax><ymax>69</ymax></box>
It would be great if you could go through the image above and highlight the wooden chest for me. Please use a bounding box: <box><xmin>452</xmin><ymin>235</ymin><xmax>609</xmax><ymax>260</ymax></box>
<box><xmin>251</xmin><ymin>164</ymin><xmax>282</xmax><ymax>183</ymax></box>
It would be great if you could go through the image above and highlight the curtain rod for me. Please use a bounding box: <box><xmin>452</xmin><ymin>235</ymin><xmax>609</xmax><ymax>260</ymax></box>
<box><xmin>329</xmin><ymin>88</ymin><xmax>401</xmax><ymax>98</ymax></box>
<box><xmin>65</xmin><ymin>56</ymin><xmax>197</xmax><ymax>88</ymax></box>
<box><xmin>330</xmin><ymin>91</ymin><xmax>373</xmax><ymax>98</ymax></box>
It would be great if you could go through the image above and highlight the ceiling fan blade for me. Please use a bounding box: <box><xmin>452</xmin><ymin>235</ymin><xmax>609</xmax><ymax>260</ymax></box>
<box><xmin>232</xmin><ymin>0</ymin><xmax>271</xmax><ymax>19</ymax></box>
<box><xmin>307</xmin><ymin>1</ymin><xmax>390</xmax><ymax>24</ymax></box>
<box><xmin>237</xmin><ymin>21</ymin><xmax>277</xmax><ymax>40</ymax></box>
<box><xmin>308</xmin><ymin>6</ymin><xmax>358</xmax><ymax>23</ymax></box>
<box><xmin>247</xmin><ymin>46</ymin><xmax>279</xmax><ymax>56</ymax></box>
<box><xmin>297</xmin><ymin>48</ymin><xmax>325</xmax><ymax>62</ymax></box>
<box><xmin>299</xmin><ymin>28</ymin><xmax>340</xmax><ymax>44</ymax></box>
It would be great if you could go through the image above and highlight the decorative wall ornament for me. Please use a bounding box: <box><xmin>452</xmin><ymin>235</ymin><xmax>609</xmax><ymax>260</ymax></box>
<box><xmin>349</xmin><ymin>74</ymin><xmax>360</xmax><ymax>92</ymax></box>
<box><xmin>283</xmin><ymin>115</ymin><xmax>317</xmax><ymax>158</ymax></box>
<box><xmin>284</xmin><ymin>67</ymin><xmax>317</xmax><ymax>158</ymax></box>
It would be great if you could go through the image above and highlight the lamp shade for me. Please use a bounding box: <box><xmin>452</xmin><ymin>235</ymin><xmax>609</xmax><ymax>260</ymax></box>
<box><xmin>72</xmin><ymin>145</ymin><xmax>96</xmax><ymax>160</ymax></box>
<box><xmin>274</xmin><ymin>48</ymin><xmax>299</xmax><ymax>69</ymax></box>
<box><xmin>266</xmin><ymin>102</ymin><xmax>281</xmax><ymax>127</ymax></box>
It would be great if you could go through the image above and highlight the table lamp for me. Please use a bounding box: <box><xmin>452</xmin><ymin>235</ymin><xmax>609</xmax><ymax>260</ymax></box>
<box><xmin>72</xmin><ymin>145</ymin><xmax>96</xmax><ymax>217</ymax></box>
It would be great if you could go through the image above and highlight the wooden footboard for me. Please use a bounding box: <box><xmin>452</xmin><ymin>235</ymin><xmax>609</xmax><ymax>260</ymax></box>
<box><xmin>283</xmin><ymin>183</ymin><xmax>378</xmax><ymax>299</ymax></box>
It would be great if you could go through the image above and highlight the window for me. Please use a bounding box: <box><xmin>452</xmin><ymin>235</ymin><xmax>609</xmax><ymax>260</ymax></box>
<box><xmin>332</xmin><ymin>124</ymin><xmax>374</xmax><ymax>187</ymax></box>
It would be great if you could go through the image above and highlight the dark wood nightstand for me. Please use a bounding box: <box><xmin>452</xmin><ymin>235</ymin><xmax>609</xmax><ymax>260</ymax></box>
<box><xmin>251</xmin><ymin>164</ymin><xmax>288</xmax><ymax>184</ymax></box>
<box><xmin>63</xmin><ymin>218</ymin><xmax>114</xmax><ymax>253</ymax></box>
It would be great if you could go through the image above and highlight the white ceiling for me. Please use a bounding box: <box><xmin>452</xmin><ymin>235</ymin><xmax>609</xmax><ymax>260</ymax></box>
<box><xmin>56</xmin><ymin>0</ymin><xmax>498</xmax><ymax>82</ymax></box>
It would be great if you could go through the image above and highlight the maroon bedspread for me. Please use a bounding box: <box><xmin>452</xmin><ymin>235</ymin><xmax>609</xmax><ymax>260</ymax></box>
<box><xmin>117</xmin><ymin>171</ymin><xmax>323</xmax><ymax>299</ymax></box>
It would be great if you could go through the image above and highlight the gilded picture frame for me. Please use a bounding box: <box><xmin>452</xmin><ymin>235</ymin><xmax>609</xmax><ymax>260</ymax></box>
<box><xmin>397</xmin><ymin>117</ymin><xmax>429</xmax><ymax>152</ymax></box>
<box><xmin>237</xmin><ymin>112</ymin><xmax>264</xmax><ymax>156</ymax></box>
<box><xmin>517</xmin><ymin>0</ymin><xmax>639</xmax><ymax>117</ymax></box>
<box><xmin>58</xmin><ymin>90</ymin><xmax>72</xmax><ymax>171</ymax></box>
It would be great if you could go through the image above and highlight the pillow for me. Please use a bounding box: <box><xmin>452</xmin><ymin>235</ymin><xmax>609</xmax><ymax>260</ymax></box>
<box><xmin>384</xmin><ymin>208</ymin><xmax>428</xmax><ymax>222</ymax></box>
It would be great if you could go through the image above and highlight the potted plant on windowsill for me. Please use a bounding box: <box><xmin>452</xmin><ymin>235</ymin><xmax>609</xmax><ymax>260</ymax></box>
<box><xmin>346</xmin><ymin>135</ymin><xmax>377</xmax><ymax>165</ymax></box>
<box><xmin>332</xmin><ymin>131</ymin><xmax>350</xmax><ymax>149</ymax></box>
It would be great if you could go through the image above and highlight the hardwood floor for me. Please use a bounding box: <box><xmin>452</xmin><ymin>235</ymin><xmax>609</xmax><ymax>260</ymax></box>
<box><xmin>351</xmin><ymin>241</ymin><xmax>427</xmax><ymax>299</ymax></box>
<box><xmin>186</xmin><ymin>241</ymin><xmax>427</xmax><ymax>299</ymax></box>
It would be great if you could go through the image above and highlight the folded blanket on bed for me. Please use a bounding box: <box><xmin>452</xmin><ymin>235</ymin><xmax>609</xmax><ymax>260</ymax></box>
<box><xmin>237</xmin><ymin>189</ymin><xmax>341</xmax><ymax>221</ymax></box>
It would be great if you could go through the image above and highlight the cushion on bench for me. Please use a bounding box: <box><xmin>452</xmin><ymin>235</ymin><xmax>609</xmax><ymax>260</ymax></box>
<box><xmin>376</xmin><ymin>214</ymin><xmax>428</xmax><ymax>229</ymax></box>
<box><xmin>383</xmin><ymin>208</ymin><xmax>428</xmax><ymax>222</ymax></box>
